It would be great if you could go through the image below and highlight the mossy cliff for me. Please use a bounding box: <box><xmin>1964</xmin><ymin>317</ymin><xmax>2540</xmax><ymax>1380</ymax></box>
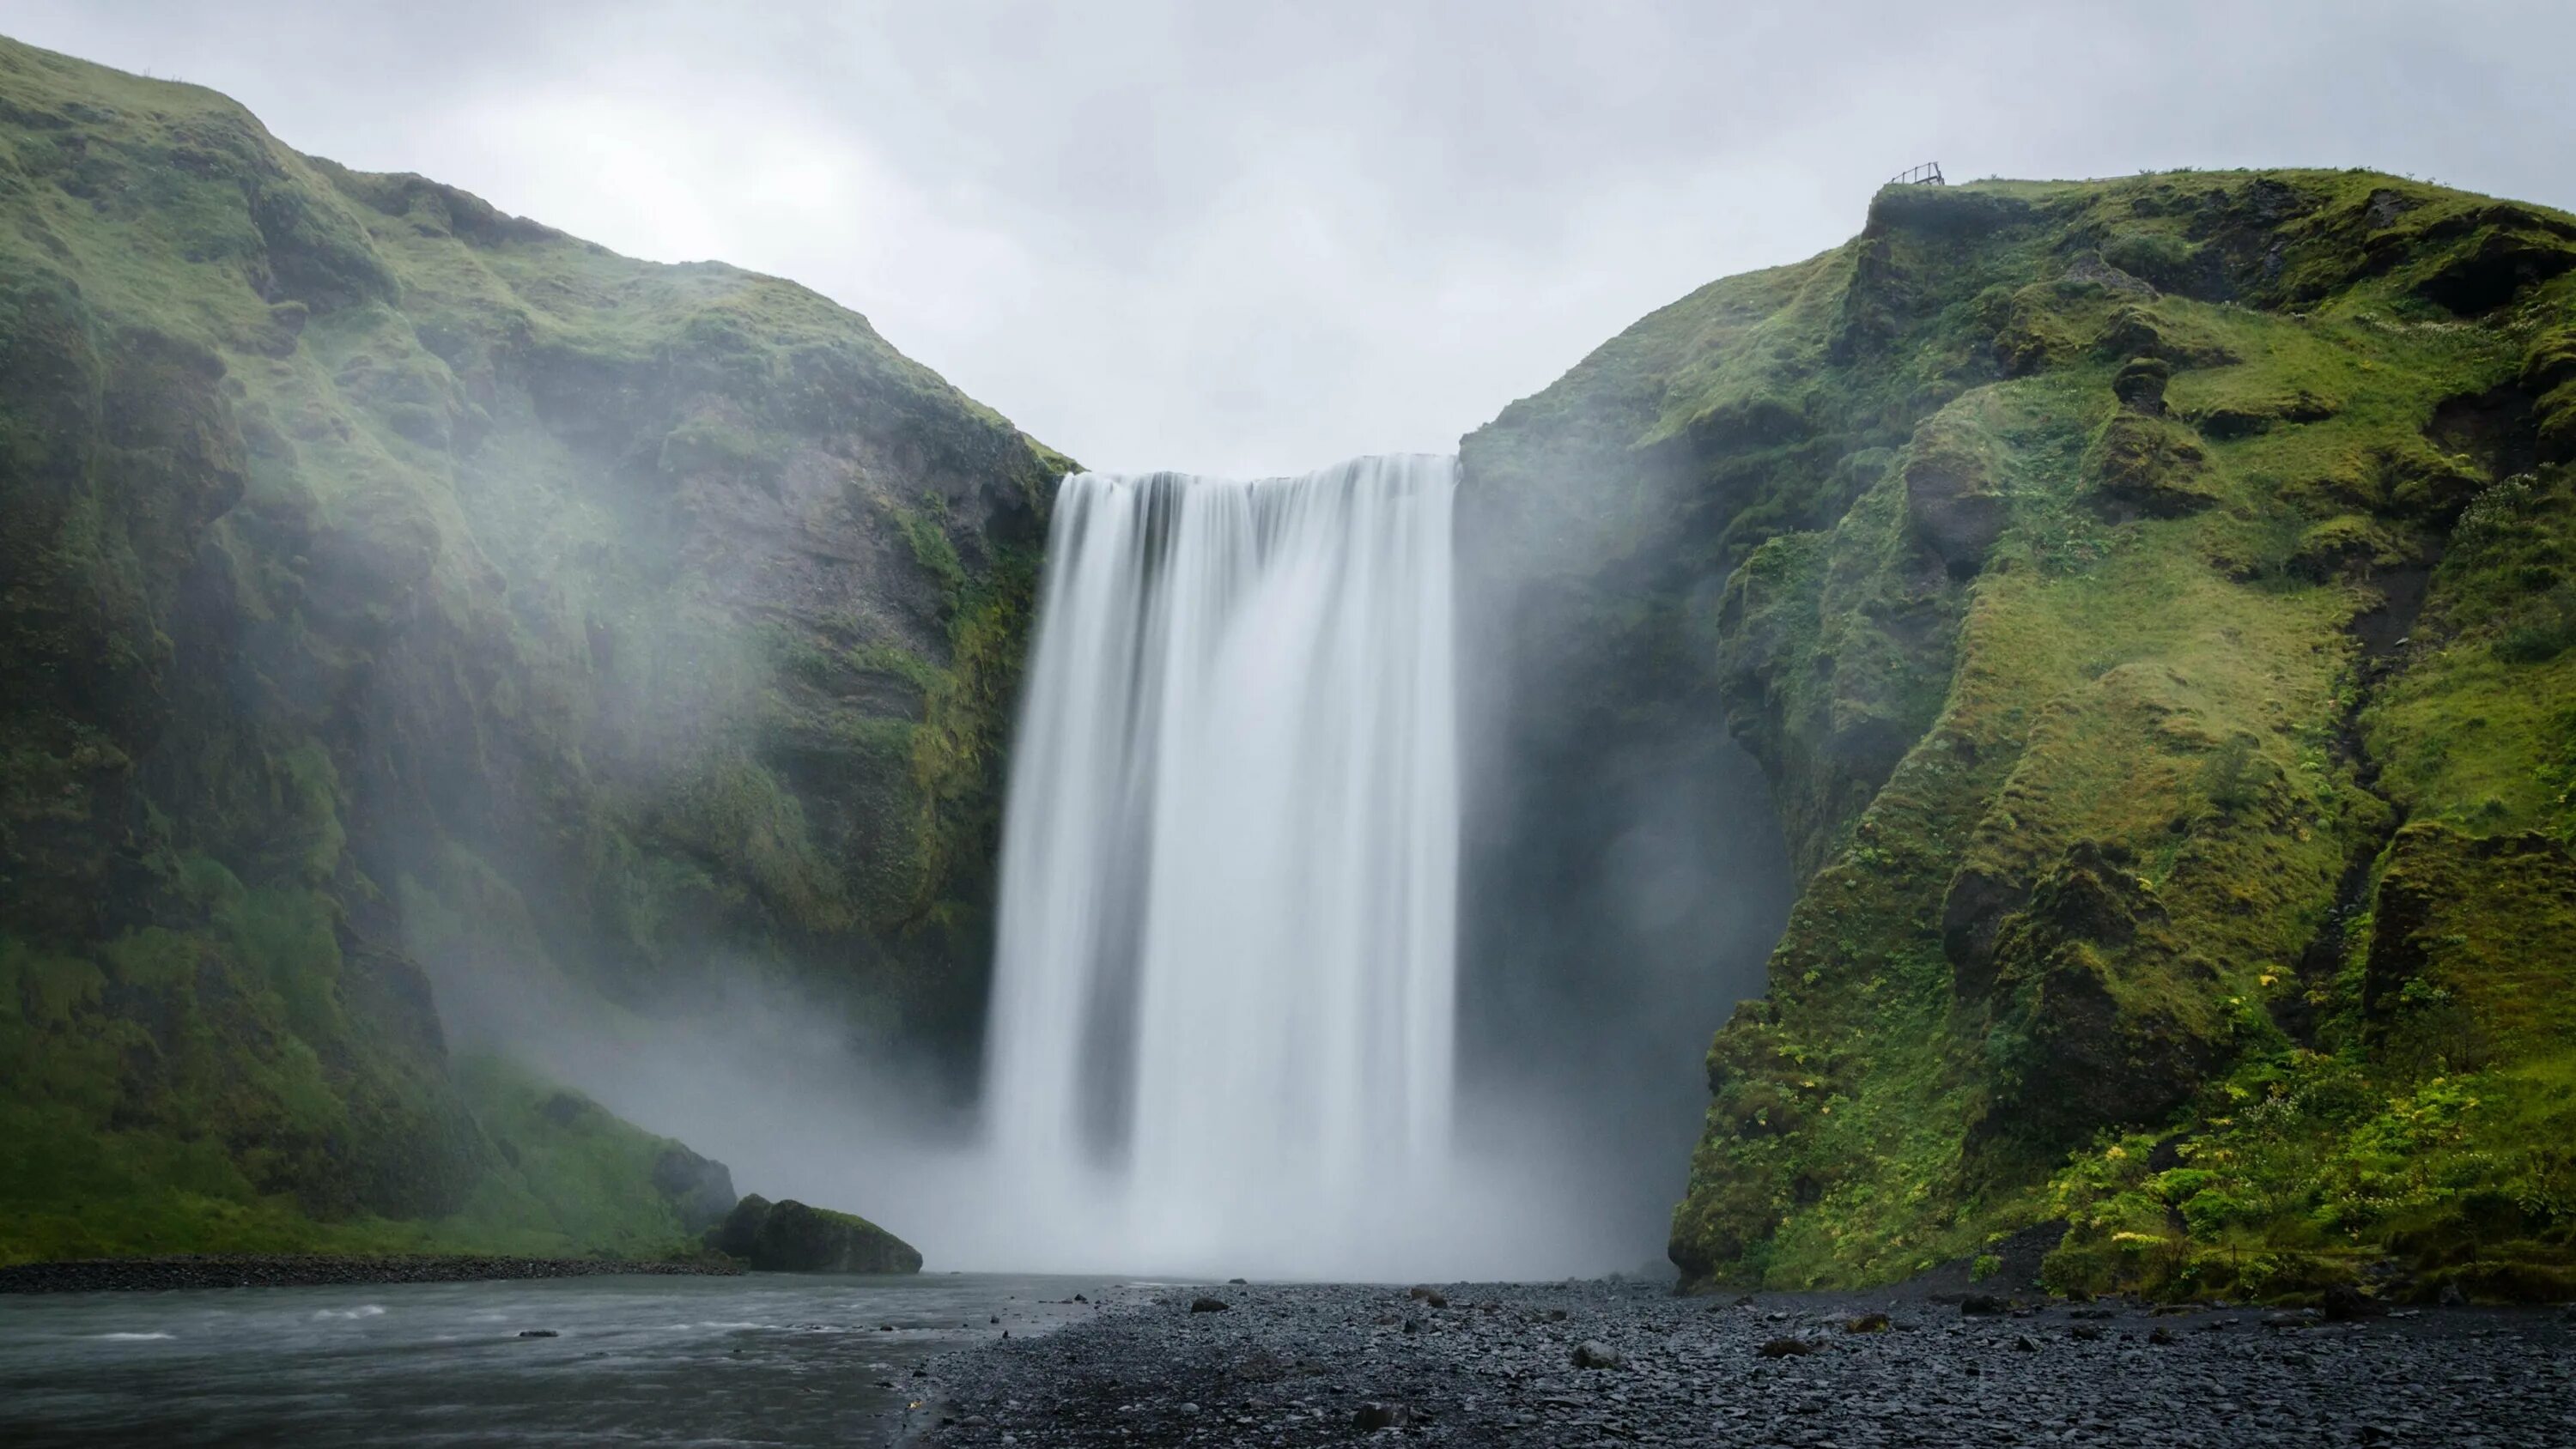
<box><xmin>0</xmin><ymin>38</ymin><xmax>1063</xmax><ymax>1261</ymax></box>
<box><xmin>1464</xmin><ymin>169</ymin><xmax>2576</xmax><ymax>1301</ymax></box>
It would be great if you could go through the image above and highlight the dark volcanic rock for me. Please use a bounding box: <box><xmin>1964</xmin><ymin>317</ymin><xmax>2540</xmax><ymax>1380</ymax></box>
<box><xmin>1571</xmin><ymin>1339</ymin><xmax>1624</xmax><ymax>1368</ymax></box>
<box><xmin>1903</xmin><ymin>430</ymin><xmax>2008</xmax><ymax>578</ymax></box>
<box><xmin>708</xmin><ymin>1195</ymin><xmax>920</xmax><ymax>1274</ymax></box>
<box><xmin>1352</xmin><ymin>1401</ymin><xmax>1411</xmax><ymax>1430</ymax></box>
<box><xmin>914</xmin><ymin>1281</ymin><xmax>2576</xmax><ymax>1447</ymax></box>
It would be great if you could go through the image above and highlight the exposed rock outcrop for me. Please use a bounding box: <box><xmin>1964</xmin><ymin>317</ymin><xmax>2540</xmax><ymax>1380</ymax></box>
<box><xmin>0</xmin><ymin>35</ymin><xmax>1061</xmax><ymax>1261</ymax></box>
<box><xmin>1464</xmin><ymin>167</ymin><xmax>2576</xmax><ymax>1300</ymax></box>
<box><xmin>709</xmin><ymin>1195</ymin><xmax>922</xmax><ymax>1275</ymax></box>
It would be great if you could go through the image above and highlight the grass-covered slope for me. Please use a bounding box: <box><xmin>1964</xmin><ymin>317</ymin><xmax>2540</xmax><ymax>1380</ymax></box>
<box><xmin>1463</xmin><ymin>168</ymin><xmax>2576</xmax><ymax>1302</ymax></box>
<box><xmin>0</xmin><ymin>37</ymin><xmax>1064</xmax><ymax>1261</ymax></box>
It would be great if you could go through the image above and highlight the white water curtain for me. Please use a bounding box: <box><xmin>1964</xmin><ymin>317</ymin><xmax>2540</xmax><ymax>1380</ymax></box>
<box><xmin>983</xmin><ymin>455</ymin><xmax>1459</xmax><ymax>1273</ymax></box>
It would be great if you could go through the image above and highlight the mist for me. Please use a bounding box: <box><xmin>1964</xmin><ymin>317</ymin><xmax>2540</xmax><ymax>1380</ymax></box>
<box><xmin>393</xmin><ymin>431</ymin><xmax>1797</xmax><ymax>1283</ymax></box>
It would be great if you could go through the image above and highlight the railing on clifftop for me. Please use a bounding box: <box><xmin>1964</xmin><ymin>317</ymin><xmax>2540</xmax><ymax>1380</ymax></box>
<box><xmin>1888</xmin><ymin>161</ymin><xmax>1947</xmax><ymax>186</ymax></box>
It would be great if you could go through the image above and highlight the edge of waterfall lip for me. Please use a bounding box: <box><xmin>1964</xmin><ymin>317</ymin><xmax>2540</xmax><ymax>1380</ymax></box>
<box><xmin>1054</xmin><ymin>451</ymin><xmax>1459</xmax><ymax>489</ymax></box>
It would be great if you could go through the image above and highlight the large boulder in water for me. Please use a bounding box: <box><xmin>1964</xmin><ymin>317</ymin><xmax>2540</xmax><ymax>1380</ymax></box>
<box><xmin>708</xmin><ymin>1195</ymin><xmax>922</xmax><ymax>1274</ymax></box>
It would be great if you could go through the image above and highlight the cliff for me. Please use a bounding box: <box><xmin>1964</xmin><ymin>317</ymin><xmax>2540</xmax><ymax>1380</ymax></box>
<box><xmin>0</xmin><ymin>37</ymin><xmax>1061</xmax><ymax>1260</ymax></box>
<box><xmin>1465</xmin><ymin>168</ymin><xmax>2576</xmax><ymax>1302</ymax></box>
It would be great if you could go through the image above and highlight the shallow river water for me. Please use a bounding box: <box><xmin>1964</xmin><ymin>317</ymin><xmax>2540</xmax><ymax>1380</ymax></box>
<box><xmin>0</xmin><ymin>1270</ymin><xmax>1125</xmax><ymax>1446</ymax></box>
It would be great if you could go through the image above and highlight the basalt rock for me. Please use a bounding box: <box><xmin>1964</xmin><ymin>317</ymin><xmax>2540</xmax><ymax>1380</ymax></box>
<box><xmin>708</xmin><ymin>1195</ymin><xmax>922</xmax><ymax>1275</ymax></box>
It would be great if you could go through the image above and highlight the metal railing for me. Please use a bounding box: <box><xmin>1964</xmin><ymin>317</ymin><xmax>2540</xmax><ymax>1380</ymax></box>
<box><xmin>1887</xmin><ymin>161</ymin><xmax>1946</xmax><ymax>186</ymax></box>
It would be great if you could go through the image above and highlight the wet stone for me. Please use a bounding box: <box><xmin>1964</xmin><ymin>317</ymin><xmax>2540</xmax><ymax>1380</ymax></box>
<box><xmin>915</xmin><ymin>1280</ymin><xmax>2573</xmax><ymax>1446</ymax></box>
<box><xmin>1571</xmin><ymin>1340</ymin><xmax>1624</xmax><ymax>1368</ymax></box>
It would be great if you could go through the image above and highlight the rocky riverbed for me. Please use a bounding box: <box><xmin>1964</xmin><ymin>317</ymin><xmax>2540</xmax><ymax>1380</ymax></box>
<box><xmin>917</xmin><ymin>1280</ymin><xmax>2576</xmax><ymax>1447</ymax></box>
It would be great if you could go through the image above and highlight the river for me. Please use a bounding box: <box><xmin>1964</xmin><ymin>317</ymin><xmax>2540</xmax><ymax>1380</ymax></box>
<box><xmin>0</xmin><ymin>1270</ymin><xmax>1130</xmax><ymax>1446</ymax></box>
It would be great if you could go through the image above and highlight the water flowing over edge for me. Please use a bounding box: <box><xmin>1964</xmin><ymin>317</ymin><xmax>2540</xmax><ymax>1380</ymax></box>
<box><xmin>981</xmin><ymin>455</ymin><xmax>1461</xmax><ymax>1277</ymax></box>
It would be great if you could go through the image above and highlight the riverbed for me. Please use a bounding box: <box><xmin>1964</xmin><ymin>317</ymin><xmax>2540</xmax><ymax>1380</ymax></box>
<box><xmin>920</xmin><ymin>1279</ymin><xmax>2576</xmax><ymax>1447</ymax></box>
<box><xmin>9</xmin><ymin>1271</ymin><xmax>2570</xmax><ymax>1446</ymax></box>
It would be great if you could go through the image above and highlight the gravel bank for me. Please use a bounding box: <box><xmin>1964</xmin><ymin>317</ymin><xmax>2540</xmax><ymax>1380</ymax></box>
<box><xmin>919</xmin><ymin>1279</ymin><xmax>2576</xmax><ymax>1447</ymax></box>
<box><xmin>0</xmin><ymin>1254</ymin><xmax>743</xmax><ymax>1294</ymax></box>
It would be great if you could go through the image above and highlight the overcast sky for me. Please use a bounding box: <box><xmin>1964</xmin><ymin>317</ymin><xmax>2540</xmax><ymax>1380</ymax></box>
<box><xmin>12</xmin><ymin>2</ymin><xmax>2573</xmax><ymax>476</ymax></box>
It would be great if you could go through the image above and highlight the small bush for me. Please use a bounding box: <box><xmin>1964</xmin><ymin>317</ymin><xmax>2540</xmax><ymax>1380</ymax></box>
<box><xmin>2498</xmin><ymin>622</ymin><xmax>2572</xmax><ymax>664</ymax></box>
<box><xmin>2180</xmin><ymin>1187</ymin><xmax>2255</xmax><ymax>1240</ymax></box>
<box><xmin>2454</xmin><ymin>473</ymin><xmax>2541</xmax><ymax>551</ymax></box>
<box><xmin>2198</xmin><ymin>734</ymin><xmax>2265</xmax><ymax>815</ymax></box>
<box><xmin>2494</xmin><ymin>585</ymin><xmax>2576</xmax><ymax>664</ymax></box>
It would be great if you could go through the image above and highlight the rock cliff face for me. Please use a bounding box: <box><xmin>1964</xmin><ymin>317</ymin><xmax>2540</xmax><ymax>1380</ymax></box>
<box><xmin>1465</xmin><ymin>170</ymin><xmax>2576</xmax><ymax>1301</ymax></box>
<box><xmin>0</xmin><ymin>38</ymin><xmax>1058</xmax><ymax>1260</ymax></box>
<box><xmin>15</xmin><ymin>33</ymin><xmax>2576</xmax><ymax>1302</ymax></box>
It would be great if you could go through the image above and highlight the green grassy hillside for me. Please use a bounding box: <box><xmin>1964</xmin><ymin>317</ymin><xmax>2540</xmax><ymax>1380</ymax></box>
<box><xmin>1466</xmin><ymin>169</ymin><xmax>2576</xmax><ymax>1303</ymax></box>
<box><xmin>0</xmin><ymin>36</ymin><xmax>1063</xmax><ymax>1261</ymax></box>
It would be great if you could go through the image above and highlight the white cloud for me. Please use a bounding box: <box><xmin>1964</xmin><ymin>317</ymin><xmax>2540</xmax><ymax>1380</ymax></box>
<box><xmin>9</xmin><ymin>1</ymin><xmax>2573</xmax><ymax>476</ymax></box>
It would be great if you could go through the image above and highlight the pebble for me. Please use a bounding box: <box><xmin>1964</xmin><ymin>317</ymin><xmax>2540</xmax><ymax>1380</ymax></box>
<box><xmin>917</xmin><ymin>1281</ymin><xmax>2576</xmax><ymax>1446</ymax></box>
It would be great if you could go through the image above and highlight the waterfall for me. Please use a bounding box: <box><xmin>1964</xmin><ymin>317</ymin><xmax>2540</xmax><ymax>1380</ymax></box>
<box><xmin>983</xmin><ymin>454</ymin><xmax>1459</xmax><ymax>1274</ymax></box>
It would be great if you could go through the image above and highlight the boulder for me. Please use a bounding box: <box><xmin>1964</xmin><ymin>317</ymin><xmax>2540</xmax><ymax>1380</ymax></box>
<box><xmin>2084</xmin><ymin>410</ymin><xmax>2219</xmax><ymax>518</ymax></box>
<box><xmin>1352</xmin><ymin>1402</ymin><xmax>1412</xmax><ymax>1431</ymax></box>
<box><xmin>1572</xmin><ymin>1339</ymin><xmax>1626</xmax><ymax>1368</ymax></box>
<box><xmin>2112</xmin><ymin>355</ymin><xmax>2172</xmax><ymax>415</ymax></box>
<box><xmin>1903</xmin><ymin>434</ymin><xmax>2008</xmax><ymax>579</ymax></box>
<box><xmin>708</xmin><ymin>1194</ymin><xmax>921</xmax><ymax>1274</ymax></box>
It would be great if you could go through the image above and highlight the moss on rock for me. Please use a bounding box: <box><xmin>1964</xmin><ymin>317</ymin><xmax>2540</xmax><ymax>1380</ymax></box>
<box><xmin>0</xmin><ymin>36</ymin><xmax>1061</xmax><ymax>1260</ymax></box>
<box><xmin>709</xmin><ymin>1193</ymin><xmax>921</xmax><ymax>1274</ymax></box>
<box><xmin>1467</xmin><ymin>166</ymin><xmax>2576</xmax><ymax>1298</ymax></box>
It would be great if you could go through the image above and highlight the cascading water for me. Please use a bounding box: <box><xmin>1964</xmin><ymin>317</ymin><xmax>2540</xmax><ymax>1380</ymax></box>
<box><xmin>983</xmin><ymin>454</ymin><xmax>1459</xmax><ymax>1276</ymax></box>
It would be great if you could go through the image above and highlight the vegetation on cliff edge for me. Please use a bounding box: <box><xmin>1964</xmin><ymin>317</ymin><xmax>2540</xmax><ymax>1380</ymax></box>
<box><xmin>0</xmin><ymin>36</ymin><xmax>1064</xmax><ymax>1261</ymax></box>
<box><xmin>1466</xmin><ymin>167</ymin><xmax>2576</xmax><ymax>1302</ymax></box>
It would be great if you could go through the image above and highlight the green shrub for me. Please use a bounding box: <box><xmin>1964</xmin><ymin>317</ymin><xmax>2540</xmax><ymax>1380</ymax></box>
<box><xmin>2499</xmin><ymin>621</ymin><xmax>2572</xmax><ymax>664</ymax></box>
<box><xmin>2180</xmin><ymin>1186</ymin><xmax>2255</xmax><ymax>1239</ymax></box>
